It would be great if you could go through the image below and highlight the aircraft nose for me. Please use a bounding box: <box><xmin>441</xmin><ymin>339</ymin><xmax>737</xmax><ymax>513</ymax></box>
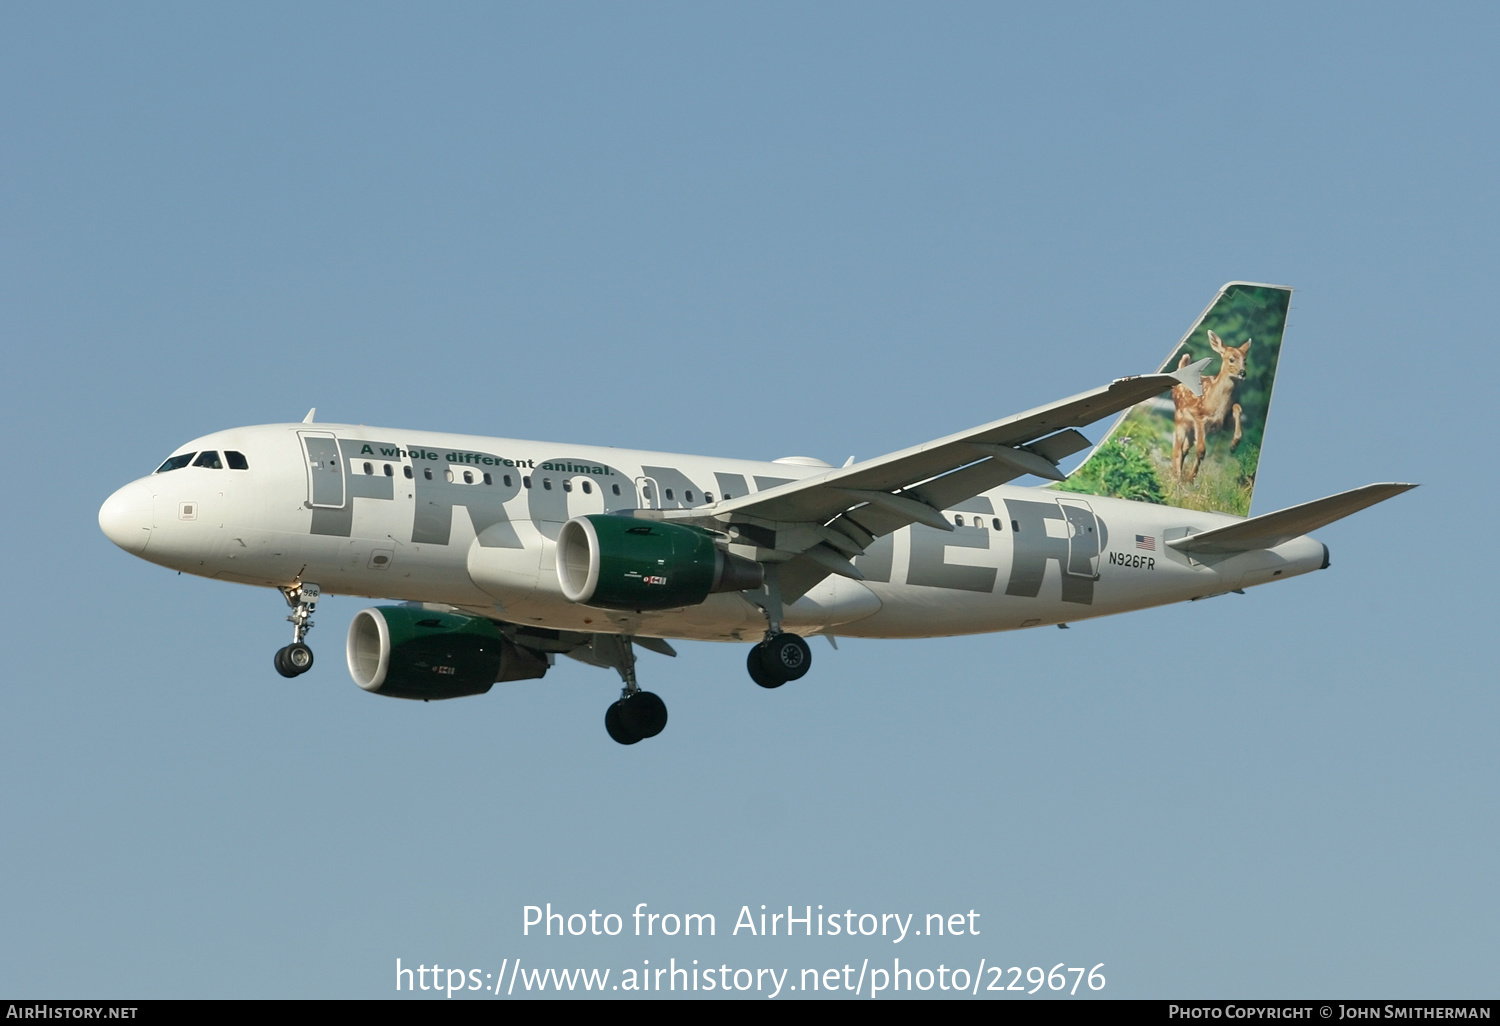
<box><xmin>99</xmin><ymin>480</ymin><xmax>153</xmax><ymax>554</ymax></box>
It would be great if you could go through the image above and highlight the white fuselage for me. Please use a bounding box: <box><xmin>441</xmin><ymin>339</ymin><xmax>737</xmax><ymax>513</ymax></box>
<box><xmin>99</xmin><ymin>422</ymin><xmax>1328</xmax><ymax>641</ymax></box>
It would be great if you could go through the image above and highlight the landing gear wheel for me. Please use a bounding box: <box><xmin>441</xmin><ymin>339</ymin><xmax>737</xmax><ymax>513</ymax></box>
<box><xmin>285</xmin><ymin>642</ymin><xmax>314</xmax><ymax>674</ymax></box>
<box><xmin>759</xmin><ymin>632</ymin><xmax>811</xmax><ymax>682</ymax></box>
<box><xmin>747</xmin><ymin>645</ymin><xmax>785</xmax><ymax>688</ymax></box>
<box><xmin>605</xmin><ymin>701</ymin><xmax>643</xmax><ymax>745</ymax></box>
<box><xmin>274</xmin><ymin>643</ymin><xmax>314</xmax><ymax>678</ymax></box>
<box><xmin>625</xmin><ymin>691</ymin><xmax>668</xmax><ymax>738</ymax></box>
<box><xmin>606</xmin><ymin>691</ymin><xmax>668</xmax><ymax>744</ymax></box>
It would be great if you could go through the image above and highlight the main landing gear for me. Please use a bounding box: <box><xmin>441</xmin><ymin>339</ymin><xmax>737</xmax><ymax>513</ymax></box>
<box><xmin>606</xmin><ymin>691</ymin><xmax>668</xmax><ymax>746</ymax></box>
<box><xmin>743</xmin><ymin>564</ymin><xmax>812</xmax><ymax>689</ymax></box>
<box><xmin>274</xmin><ymin>582</ymin><xmax>320</xmax><ymax>678</ymax></box>
<box><xmin>593</xmin><ymin>635</ymin><xmax>669</xmax><ymax>746</ymax></box>
<box><xmin>746</xmin><ymin>632</ymin><xmax>812</xmax><ymax>688</ymax></box>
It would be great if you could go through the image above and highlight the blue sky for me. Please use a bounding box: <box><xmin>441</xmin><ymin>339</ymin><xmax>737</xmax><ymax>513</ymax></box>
<box><xmin>2</xmin><ymin>3</ymin><xmax>1495</xmax><ymax>998</ymax></box>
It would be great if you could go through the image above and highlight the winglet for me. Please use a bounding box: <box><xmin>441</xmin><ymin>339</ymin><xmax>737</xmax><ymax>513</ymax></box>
<box><xmin>1169</xmin><ymin>357</ymin><xmax>1212</xmax><ymax>398</ymax></box>
<box><xmin>302</xmin><ymin>408</ymin><xmax>317</xmax><ymax>424</ymax></box>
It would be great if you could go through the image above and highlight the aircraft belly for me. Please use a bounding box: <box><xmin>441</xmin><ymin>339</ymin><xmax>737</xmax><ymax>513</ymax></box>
<box><xmin>839</xmin><ymin>584</ymin><xmax>1027</xmax><ymax>638</ymax></box>
<box><xmin>636</xmin><ymin>593</ymin><xmax>760</xmax><ymax>639</ymax></box>
<box><xmin>782</xmin><ymin>576</ymin><xmax>882</xmax><ymax>632</ymax></box>
<box><xmin>494</xmin><ymin>577</ymin><xmax>883</xmax><ymax>642</ymax></box>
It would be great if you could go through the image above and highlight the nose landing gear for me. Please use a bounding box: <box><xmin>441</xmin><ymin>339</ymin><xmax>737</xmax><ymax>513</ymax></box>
<box><xmin>274</xmin><ymin>582</ymin><xmax>320</xmax><ymax>678</ymax></box>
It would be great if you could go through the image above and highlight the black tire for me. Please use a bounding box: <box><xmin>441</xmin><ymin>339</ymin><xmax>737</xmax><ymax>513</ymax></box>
<box><xmin>284</xmin><ymin>642</ymin><xmax>314</xmax><ymax>675</ymax></box>
<box><xmin>759</xmin><ymin>633</ymin><xmax>811</xmax><ymax>682</ymax></box>
<box><xmin>625</xmin><ymin>691</ymin><xmax>668</xmax><ymax>738</ymax></box>
<box><xmin>747</xmin><ymin>644</ymin><xmax>785</xmax><ymax>688</ymax></box>
<box><xmin>273</xmin><ymin>646</ymin><xmax>299</xmax><ymax>678</ymax></box>
<box><xmin>605</xmin><ymin>701</ymin><xmax>643</xmax><ymax>745</ymax></box>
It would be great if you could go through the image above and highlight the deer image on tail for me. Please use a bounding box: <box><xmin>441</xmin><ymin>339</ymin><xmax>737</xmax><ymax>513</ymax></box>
<box><xmin>1172</xmin><ymin>330</ymin><xmax>1252</xmax><ymax>481</ymax></box>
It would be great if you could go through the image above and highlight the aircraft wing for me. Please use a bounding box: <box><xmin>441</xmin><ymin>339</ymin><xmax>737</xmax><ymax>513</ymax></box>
<box><xmin>702</xmin><ymin>366</ymin><xmax>1206</xmax><ymax>527</ymax></box>
<box><xmin>1165</xmin><ymin>482</ymin><xmax>1417</xmax><ymax>557</ymax></box>
<box><xmin>661</xmin><ymin>362</ymin><xmax>1209</xmax><ymax>599</ymax></box>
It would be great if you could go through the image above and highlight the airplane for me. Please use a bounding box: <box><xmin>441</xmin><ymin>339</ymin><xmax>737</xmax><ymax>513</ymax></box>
<box><xmin>98</xmin><ymin>282</ymin><xmax>1413</xmax><ymax>744</ymax></box>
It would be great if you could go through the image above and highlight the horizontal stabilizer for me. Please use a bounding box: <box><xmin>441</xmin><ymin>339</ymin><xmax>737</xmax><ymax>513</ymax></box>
<box><xmin>1166</xmin><ymin>483</ymin><xmax>1417</xmax><ymax>556</ymax></box>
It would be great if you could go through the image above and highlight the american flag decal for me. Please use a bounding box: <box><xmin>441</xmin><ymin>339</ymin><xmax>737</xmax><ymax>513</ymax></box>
<box><xmin>1135</xmin><ymin>534</ymin><xmax>1156</xmax><ymax>551</ymax></box>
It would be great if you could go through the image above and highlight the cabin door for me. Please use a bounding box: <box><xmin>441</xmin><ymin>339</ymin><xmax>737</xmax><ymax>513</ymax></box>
<box><xmin>298</xmin><ymin>431</ymin><xmax>346</xmax><ymax>509</ymax></box>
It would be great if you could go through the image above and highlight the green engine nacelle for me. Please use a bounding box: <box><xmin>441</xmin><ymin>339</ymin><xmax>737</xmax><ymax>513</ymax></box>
<box><xmin>556</xmin><ymin>514</ymin><xmax>764</xmax><ymax>611</ymax></box>
<box><xmin>346</xmin><ymin>606</ymin><xmax>547</xmax><ymax>701</ymax></box>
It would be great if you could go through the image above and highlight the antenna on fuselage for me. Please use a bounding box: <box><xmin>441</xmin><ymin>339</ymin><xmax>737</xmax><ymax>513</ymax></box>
<box><xmin>302</xmin><ymin>408</ymin><xmax>316</xmax><ymax>423</ymax></box>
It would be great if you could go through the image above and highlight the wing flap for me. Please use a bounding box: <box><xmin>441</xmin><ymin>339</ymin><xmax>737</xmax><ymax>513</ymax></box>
<box><xmin>1026</xmin><ymin>428</ymin><xmax>1093</xmax><ymax>464</ymax></box>
<box><xmin>906</xmin><ymin>457</ymin><xmax>1030</xmax><ymax>513</ymax></box>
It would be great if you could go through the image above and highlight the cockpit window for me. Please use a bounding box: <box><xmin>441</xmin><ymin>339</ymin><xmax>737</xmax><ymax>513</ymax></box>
<box><xmin>192</xmin><ymin>451</ymin><xmax>224</xmax><ymax>469</ymax></box>
<box><xmin>225</xmin><ymin>451</ymin><xmax>249</xmax><ymax>470</ymax></box>
<box><xmin>155</xmin><ymin>453</ymin><xmax>196</xmax><ymax>473</ymax></box>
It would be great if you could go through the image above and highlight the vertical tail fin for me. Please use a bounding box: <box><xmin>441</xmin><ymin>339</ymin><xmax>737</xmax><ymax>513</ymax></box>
<box><xmin>1057</xmin><ymin>282</ymin><xmax>1292</xmax><ymax>516</ymax></box>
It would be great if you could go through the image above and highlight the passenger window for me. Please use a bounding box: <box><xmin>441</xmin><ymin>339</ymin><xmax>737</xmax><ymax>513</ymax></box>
<box><xmin>1011</xmin><ymin>520</ymin><xmax>1020</xmax><ymax>532</ymax></box>
<box><xmin>504</xmin><ymin>475</ymin><xmax>512</xmax><ymax>487</ymax></box>
<box><xmin>523</xmin><ymin>476</ymin><xmax>532</xmax><ymax>489</ymax></box>
<box><xmin>582</xmin><ymin>481</ymin><xmax>592</xmax><ymax>494</ymax></box>
<box><xmin>543</xmin><ymin>478</ymin><xmax>552</xmax><ymax>490</ymax></box>
<box><xmin>463</xmin><ymin>470</ymin><xmax>474</xmax><ymax>484</ymax></box>
<box><xmin>225</xmin><ymin>451</ymin><xmax>249</xmax><ymax>470</ymax></box>
<box><xmin>611</xmin><ymin>484</ymin><xmax>620</xmax><ymax>496</ymax></box>
<box><xmin>563</xmin><ymin>480</ymin><xmax>572</xmax><ymax>492</ymax></box>
<box><xmin>954</xmin><ymin>515</ymin><xmax>964</xmax><ymax>526</ymax></box>
<box><xmin>156</xmin><ymin>453</ymin><xmax>196</xmax><ymax>473</ymax></box>
<box><xmin>193</xmin><ymin>451</ymin><xmax>223</xmax><ymax>470</ymax></box>
<box><xmin>483</xmin><ymin>472</ymin><xmax>492</xmax><ymax>485</ymax></box>
<box><xmin>705</xmin><ymin>492</ymin><xmax>714</xmax><ymax>503</ymax></box>
<box><xmin>403</xmin><ymin>466</ymin><xmax>413</xmax><ymax>479</ymax></box>
<box><xmin>685</xmin><ymin>490</ymin><xmax>694</xmax><ymax>503</ymax></box>
<box><xmin>363</xmin><ymin>462</ymin><xmax>373</xmax><ymax>475</ymax></box>
<box><xmin>642</xmin><ymin>485</ymin><xmax>653</xmax><ymax>499</ymax></box>
<box><xmin>665</xmin><ymin>489</ymin><xmax>674</xmax><ymax>501</ymax></box>
<box><xmin>384</xmin><ymin>464</ymin><xmax>393</xmax><ymax>477</ymax></box>
<box><xmin>445</xmin><ymin>469</ymin><xmax>455</xmax><ymax>483</ymax></box>
<box><xmin>993</xmin><ymin>518</ymin><xmax>1002</xmax><ymax>531</ymax></box>
<box><xmin>724</xmin><ymin>493</ymin><xmax>732</xmax><ymax>499</ymax></box>
<box><xmin>424</xmin><ymin>468</ymin><xmax>433</xmax><ymax>480</ymax></box>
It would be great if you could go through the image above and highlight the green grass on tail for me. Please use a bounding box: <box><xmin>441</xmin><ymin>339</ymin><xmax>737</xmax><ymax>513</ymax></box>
<box><xmin>1160</xmin><ymin>449</ymin><xmax>1255</xmax><ymax>515</ymax></box>
<box><xmin>1056</xmin><ymin>436</ymin><xmax>1165</xmax><ymax>504</ymax></box>
<box><xmin>1058</xmin><ymin>411</ymin><xmax>1258</xmax><ymax>516</ymax></box>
